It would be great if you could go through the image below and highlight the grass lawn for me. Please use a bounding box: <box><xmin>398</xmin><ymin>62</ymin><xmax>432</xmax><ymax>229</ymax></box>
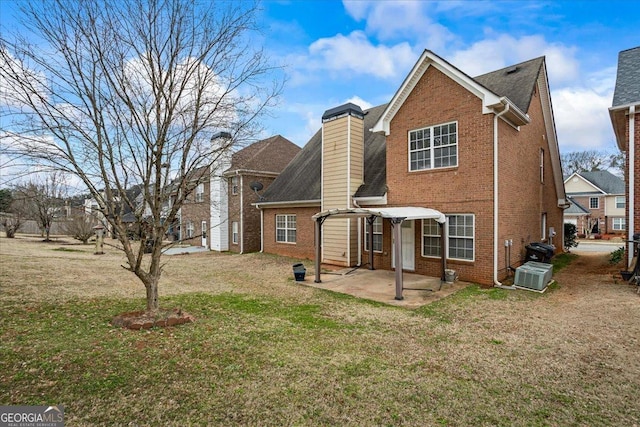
<box><xmin>1</xmin><ymin>235</ymin><xmax>639</xmax><ymax>426</ymax></box>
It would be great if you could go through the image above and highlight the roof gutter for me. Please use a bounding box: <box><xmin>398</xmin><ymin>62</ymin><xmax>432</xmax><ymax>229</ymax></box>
<box><xmin>493</xmin><ymin>103</ymin><xmax>516</xmax><ymax>290</ymax></box>
<box><xmin>253</xmin><ymin>199</ymin><xmax>321</xmax><ymax>210</ymax></box>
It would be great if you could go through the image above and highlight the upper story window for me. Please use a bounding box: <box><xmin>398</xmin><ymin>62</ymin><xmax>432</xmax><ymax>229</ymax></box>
<box><xmin>364</xmin><ymin>217</ymin><xmax>383</xmax><ymax>252</ymax></box>
<box><xmin>616</xmin><ymin>196</ymin><xmax>625</xmax><ymax>209</ymax></box>
<box><xmin>195</xmin><ymin>183</ymin><xmax>204</xmax><ymax>202</ymax></box>
<box><xmin>539</xmin><ymin>148</ymin><xmax>545</xmax><ymax>183</ymax></box>
<box><xmin>409</xmin><ymin>122</ymin><xmax>457</xmax><ymax>171</ymax></box>
<box><xmin>589</xmin><ymin>197</ymin><xmax>599</xmax><ymax>209</ymax></box>
<box><xmin>230</xmin><ymin>176</ymin><xmax>239</xmax><ymax>195</ymax></box>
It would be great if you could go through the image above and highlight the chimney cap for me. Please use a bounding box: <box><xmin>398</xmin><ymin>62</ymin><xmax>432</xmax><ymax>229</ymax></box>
<box><xmin>322</xmin><ymin>103</ymin><xmax>364</xmax><ymax>122</ymax></box>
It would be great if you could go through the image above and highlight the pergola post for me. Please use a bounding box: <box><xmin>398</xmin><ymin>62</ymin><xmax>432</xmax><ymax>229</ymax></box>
<box><xmin>391</xmin><ymin>217</ymin><xmax>405</xmax><ymax>300</ymax></box>
<box><xmin>314</xmin><ymin>217</ymin><xmax>323</xmax><ymax>283</ymax></box>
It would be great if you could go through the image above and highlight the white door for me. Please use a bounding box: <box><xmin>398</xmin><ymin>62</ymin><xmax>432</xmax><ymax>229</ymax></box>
<box><xmin>392</xmin><ymin>220</ymin><xmax>415</xmax><ymax>271</ymax></box>
<box><xmin>201</xmin><ymin>221</ymin><xmax>207</xmax><ymax>247</ymax></box>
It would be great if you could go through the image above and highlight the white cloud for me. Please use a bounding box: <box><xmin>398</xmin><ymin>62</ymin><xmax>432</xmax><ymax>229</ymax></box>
<box><xmin>344</xmin><ymin>96</ymin><xmax>373</xmax><ymax>111</ymax></box>
<box><xmin>448</xmin><ymin>34</ymin><xmax>579</xmax><ymax>84</ymax></box>
<box><xmin>306</xmin><ymin>31</ymin><xmax>416</xmax><ymax>79</ymax></box>
<box><xmin>342</xmin><ymin>0</ymin><xmax>454</xmax><ymax>51</ymax></box>
<box><xmin>553</xmin><ymin>87</ymin><xmax>614</xmax><ymax>152</ymax></box>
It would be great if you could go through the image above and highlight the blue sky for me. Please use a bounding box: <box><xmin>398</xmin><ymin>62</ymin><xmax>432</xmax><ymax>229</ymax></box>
<box><xmin>255</xmin><ymin>0</ymin><xmax>639</xmax><ymax>154</ymax></box>
<box><xmin>1</xmin><ymin>0</ymin><xmax>638</xmax><ymax>157</ymax></box>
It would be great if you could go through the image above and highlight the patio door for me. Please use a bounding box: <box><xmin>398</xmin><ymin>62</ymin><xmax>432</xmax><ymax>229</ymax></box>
<box><xmin>392</xmin><ymin>220</ymin><xmax>415</xmax><ymax>271</ymax></box>
<box><xmin>201</xmin><ymin>221</ymin><xmax>207</xmax><ymax>247</ymax></box>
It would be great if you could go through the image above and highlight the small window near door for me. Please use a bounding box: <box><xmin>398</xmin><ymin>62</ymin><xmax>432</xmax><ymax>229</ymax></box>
<box><xmin>613</xmin><ymin>217</ymin><xmax>625</xmax><ymax>230</ymax></box>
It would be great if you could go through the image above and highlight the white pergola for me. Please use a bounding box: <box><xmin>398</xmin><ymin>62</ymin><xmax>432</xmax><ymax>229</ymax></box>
<box><xmin>312</xmin><ymin>207</ymin><xmax>447</xmax><ymax>300</ymax></box>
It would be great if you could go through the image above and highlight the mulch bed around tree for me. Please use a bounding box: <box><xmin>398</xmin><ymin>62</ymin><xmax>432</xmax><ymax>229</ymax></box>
<box><xmin>111</xmin><ymin>308</ymin><xmax>195</xmax><ymax>330</ymax></box>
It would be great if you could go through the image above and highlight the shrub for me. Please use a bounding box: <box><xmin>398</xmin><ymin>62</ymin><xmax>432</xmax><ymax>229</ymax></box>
<box><xmin>609</xmin><ymin>246</ymin><xmax>625</xmax><ymax>265</ymax></box>
<box><xmin>564</xmin><ymin>223</ymin><xmax>579</xmax><ymax>252</ymax></box>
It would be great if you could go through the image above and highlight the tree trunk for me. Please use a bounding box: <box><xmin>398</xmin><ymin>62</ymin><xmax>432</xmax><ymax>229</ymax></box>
<box><xmin>145</xmin><ymin>277</ymin><xmax>160</xmax><ymax>313</ymax></box>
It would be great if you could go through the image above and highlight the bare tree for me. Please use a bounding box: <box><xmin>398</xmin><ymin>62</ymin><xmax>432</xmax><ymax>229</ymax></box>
<box><xmin>0</xmin><ymin>191</ymin><xmax>28</xmax><ymax>238</ymax></box>
<box><xmin>64</xmin><ymin>211</ymin><xmax>99</xmax><ymax>244</ymax></box>
<box><xmin>14</xmin><ymin>173</ymin><xmax>66</xmax><ymax>241</ymax></box>
<box><xmin>561</xmin><ymin>150</ymin><xmax>623</xmax><ymax>177</ymax></box>
<box><xmin>0</xmin><ymin>0</ymin><xmax>282</xmax><ymax>313</ymax></box>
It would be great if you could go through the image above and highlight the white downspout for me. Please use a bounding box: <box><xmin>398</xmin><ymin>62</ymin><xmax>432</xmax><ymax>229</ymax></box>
<box><xmin>353</xmin><ymin>198</ymin><xmax>362</xmax><ymax>266</ymax></box>
<box><xmin>259</xmin><ymin>206</ymin><xmax>264</xmax><ymax>253</ymax></box>
<box><xmin>493</xmin><ymin>103</ymin><xmax>515</xmax><ymax>289</ymax></box>
<box><xmin>239</xmin><ymin>174</ymin><xmax>244</xmax><ymax>254</ymax></box>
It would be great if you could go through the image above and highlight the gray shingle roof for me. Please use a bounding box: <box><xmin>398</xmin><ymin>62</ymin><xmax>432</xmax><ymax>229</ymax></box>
<box><xmin>578</xmin><ymin>170</ymin><xmax>625</xmax><ymax>194</ymax></box>
<box><xmin>474</xmin><ymin>57</ymin><xmax>544</xmax><ymax>113</ymax></box>
<box><xmin>565</xmin><ymin>197</ymin><xmax>590</xmax><ymax>215</ymax></box>
<box><xmin>227</xmin><ymin>135</ymin><xmax>300</xmax><ymax>174</ymax></box>
<box><xmin>612</xmin><ymin>46</ymin><xmax>640</xmax><ymax>107</ymax></box>
<box><xmin>261</xmin><ymin>104</ymin><xmax>387</xmax><ymax>203</ymax></box>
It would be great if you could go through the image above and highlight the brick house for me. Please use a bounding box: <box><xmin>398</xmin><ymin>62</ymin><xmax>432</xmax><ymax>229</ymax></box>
<box><xmin>256</xmin><ymin>50</ymin><xmax>567</xmax><ymax>286</ymax></box>
<box><xmin>563</xmin><ymin>171</ymin><xmax>625</xmax><ymax>236</ymax></box>
<box><xmin>609</xmin><ymin>46</ymin><xmax>640</xmax><ymax>267</ymax></box>
<box><xmin>179</xmin><ymin>135</ymin><xmax>299</xmax><ymax>251</ymax></box>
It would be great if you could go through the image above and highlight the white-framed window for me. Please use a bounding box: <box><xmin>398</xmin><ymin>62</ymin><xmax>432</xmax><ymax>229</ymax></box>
<box><xmin>186</xmin><ymin>221</ymin><xmax>194</xmax><ymax>238</ymax></box>
<box><xmin>276</xmin><ymin>214</ymin><xmax>296</xmax><ymax>243</ymax></box>
<box><xmin>195</xmin><ymin>183</ymin><xmax>204</xmax><ymax>202</ymax></box>
<box><xmin>541</xmin><ymin>213</ymin><xmax>547</xmax><ymax>241</ymax></box>
<box><xmin>590</xmin><ymin>197</ymin><xmax>599</xmax><ymax>209</ymax></box>
<box><xmin>409</xmin><ymin>121</ymin><xmax>458</xmax><ymax>171</ymax></box>
<box><xmin>364</xmin><ymin>217</ymin><xmax>383</xmax><ymax>252</ymax></box>
<box><xmin>615</xmin><ymin>196</ymin><xmax>625</xmax><ymax>209</ymax></box>
<box><xmin>230</xmin><ymin>176</ymin><xmax>239</xmax><ymax>195</ymax></box>
<box><xmin>539</xmin><ymin>148</ymin><xmax>545</xmax><ymax>183</ymax></box>
<box><xmin>232</xmin><ymin>221</ymin><xmax>239</xmax><ymax>244</ymax></box>
<box><xmin>422</xmin><ymin>219</ymin><xmax>441</xmax><ymax>257</ymax></box>
<box><xmin>613</xmin><ymin>217</ymin><xmax>625</xmax><ymax>230</ymax></box>
<box><xmin>421</xmin><ymin>214</ymin><xmax>474</xmax><ymax>261</ymax></box>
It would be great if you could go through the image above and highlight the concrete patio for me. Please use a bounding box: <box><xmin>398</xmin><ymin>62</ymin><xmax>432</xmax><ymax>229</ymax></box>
<box><xmin>298</xmin><ymin>266</ymin><xmax>470</xmax><ymax>309</ymax></box>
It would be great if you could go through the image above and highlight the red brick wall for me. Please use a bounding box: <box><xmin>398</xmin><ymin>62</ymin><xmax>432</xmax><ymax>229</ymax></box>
<box><xmin>497</xmin><ymin>87</ymin><xmax>564</xmax><ymax>279</ymax></box>
<box><xmin>262</xmin><ymin>206</ymin><xmax>318</xmax><ymax>260</ymax></box>
<box><xmin>384</xmin><ymin>66</ymin><xmax>496</xmax><ymax>285</ymax></box>
<box><xmin>228</xmin><ymin>174</ymin><xmax>277</xmax><ymax>253</ymax></box>
<box><xmin>179</xmin><ymin>178</ymin><xmax>210</xmax><ymax>246</ymax></box>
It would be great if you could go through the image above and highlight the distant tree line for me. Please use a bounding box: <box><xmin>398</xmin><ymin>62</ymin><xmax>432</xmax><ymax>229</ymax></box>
<box><xmin>561</xmin><ymin>150</ymin><xmax>624</xmax><ymax>177</ymax></box>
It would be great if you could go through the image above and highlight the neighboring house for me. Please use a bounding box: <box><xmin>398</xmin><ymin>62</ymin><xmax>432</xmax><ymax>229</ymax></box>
<box><xmin>256</xmin><ymin>50</ymin><xmax>567</xmax><ymax>286</ymax></box>
<box><xmin>179</xmin><ymin>135</ymin><xmax>299</xmax><ymax>252</ymax></box>
<box><xmin>610</xmin><ymin>46</ymin><xmax>640</xmax><ymax>266</ymax></box>
<box><xmin>563</xmin><ymin>197</ymin><xmax>590</xmax><ymax>234</ymax></box>
<box><xmin>224</xmin><ymin>135</ymin><xmax>301</xmax><ymax>253</ymax></box>
<box><xmin>563</xmin><ymin>171</ymin><xmax>626</xmax><ymax>235</ymax></box>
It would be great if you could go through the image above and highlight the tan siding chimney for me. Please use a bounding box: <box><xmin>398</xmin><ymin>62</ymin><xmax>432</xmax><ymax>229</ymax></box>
<box><xmin>321</xmin><ymin>103</ymin><xmax>365</xmax><ymax>266</ymax></box>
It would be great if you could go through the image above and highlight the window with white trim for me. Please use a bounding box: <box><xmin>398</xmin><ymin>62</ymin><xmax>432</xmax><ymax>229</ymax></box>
<box><xmin>195</xmin><ymin>183</ymin><xmax>204</xmax><ymax>202</ymax></box>
<box><xmin>232</xmin><ymin>221</ymin><xmax>239</xmax><ymax>244</ymax></box>
<box><xmin>615</xmin><ymin>196</ymin><xmax>625</xmax><ymax>209</ymax></box>
<box><xmin>539</xmin><ymin>148</ymin><xmax>545</xmax><ymax>183</ymax></box>
<box><xmin>364</xmin><ymin>217</ymin><xmax>383</xmax><ymax>252</ymax></box>
<box><xmin>186</xmin><ymin>221</ymin><xmax>194</xmax><ymax>238</ymax></box>
<box><xmin>276</xmin><ymin>214</ymin><xmax>296</xmax><ymax>243</ymax></box>
<box><xmin>230</xmin><ymin>176</ymin><xmax>239</xmax><ymax>195</ymax></box>
<box><xmin>409</xmin><ymin>122</ymin><xmax>458</xmax><ymax>171</ymax></box>
<box><xmin>421</xmin><ymin>214</ymin><xmax>474</xmax><ymax>261</ymax></box>
<box><xmin>590</xmin><ymin>197</ymin><xmax>599</xmax><ymax>209</ymax></box>
<box><xmin>422</xmin><ymin>219</ymin><xmax>441</xmax><ymax>257</ymax></box>
<box><xmin>613</xmin><ymin>217</ymin><xmax>625</xmax><ymax>230</ymax></box>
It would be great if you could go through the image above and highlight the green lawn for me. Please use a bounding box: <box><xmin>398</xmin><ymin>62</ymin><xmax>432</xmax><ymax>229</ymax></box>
<box><xmin>1</xmin><ymin>237</ymin><xmax>638</xmax><ymax>426</ymax></box>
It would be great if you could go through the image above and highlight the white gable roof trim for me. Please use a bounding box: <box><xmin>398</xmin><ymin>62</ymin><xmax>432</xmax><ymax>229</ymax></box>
<box><xmin>371</xmin><ymin>50</ymin><xmax>529</xmax><ymax>135</ymax></box>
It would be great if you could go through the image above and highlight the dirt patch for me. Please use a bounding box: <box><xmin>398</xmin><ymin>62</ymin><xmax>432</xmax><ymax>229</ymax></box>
<box><xmin>111</xmin><ymin>308</ymin><xmax>195</xmax><ymax>330</ymax></box>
